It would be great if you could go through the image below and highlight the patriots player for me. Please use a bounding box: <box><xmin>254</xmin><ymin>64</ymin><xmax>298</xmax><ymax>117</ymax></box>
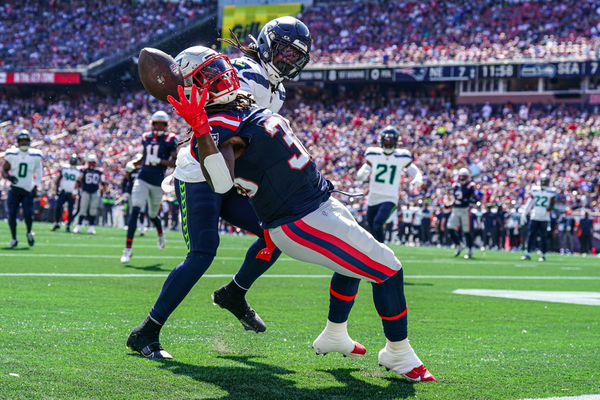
<box><xmin>120</xmin><ymin>111</ymin><xmax>177</xmax><ymax>263</ymax></box>
<box><xmin>165</xmin><ymin>79</ymin><xmax>436</xmax><ymax>382</ymax></box>
<box><xmin>356</xmin><ymin>126</ymin><xmax>423</xmax><ymax>243</ymax></box>
<box><xmin>51</xmin><ymin>154</ymin><xmax>81</xmax><ymax>232</ymax></box>
<box><xmin>520</xmin><ymin>174</ymin><xmax>556</xmax><ymax>262</ymax></box>
<box><xmin>73</xmin><ymin>154</ymin><xmax>104</xmax><ymax>235</ymax></box>
<box><xmin>448</xmin><ymin>168</ymin><xmax>478</xmax><ymax>259</ymax></box>
<box><xmin>2</xmin><ymin>130</ymin><xmax>43</xmax><ymax>248</ymax></box>
<box><xmin>120</xmin><ymin>154</ymin><xmax>142</xmax><ymax>224</ymax></box>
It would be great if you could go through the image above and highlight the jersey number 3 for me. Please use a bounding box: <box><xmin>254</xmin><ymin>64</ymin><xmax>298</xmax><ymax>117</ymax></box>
<box><xmin>263</xmin><ymin>115</ymin><xmax>310</xmax><ymax>170</ymax></box>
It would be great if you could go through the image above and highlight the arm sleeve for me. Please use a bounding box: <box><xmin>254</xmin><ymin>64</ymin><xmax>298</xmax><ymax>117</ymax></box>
<box><xmin>407</xmin><ymin>163</ymin><xmax>423</xmax><ymax>185</ymax></box>
<box><xmin>356</xmin><ymin>163</ymin><xmax>371</xmax><ymax>181</ymax></box>
<box><xmin>34</xmin><ymin>157</ymin><xmax>42</xmax><ymax>187</ymax></box>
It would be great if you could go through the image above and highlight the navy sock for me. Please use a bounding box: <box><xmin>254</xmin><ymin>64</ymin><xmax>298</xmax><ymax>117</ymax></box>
<box><xmin>328</xmin><ymin>273</ymin><xmax>360</xmax><ymax>323</ymax></box>
<box><xmin>372</xmin><ymin>269</ymin><xmax>408</xmax><ymax>341</ymax></box>
<box><xmin>233</xmin><ymin>237</ymin><xmax>281</xmax><ymax>289</ymax></box>
<box><xmin>8</xmin><ymin>212</ymin><xmax>17</xmax><ymax>240</ymax></box>
<box><xmin>150</xmin><ymin>216</ymin><xmax>163</xmax><ymax>235</ymax></box>
<box><xmin>149</xmin><ymin>251</ymin><xmax>215</xmax><ymax>324</ymax></box>
<box><xmin>126</xmin><ymin>207</ymin><xmax>140</xmax><ymax>248</ymax></box>
<box><xmin>449</xmin><ymin>229</ymin><xmax>460</xmax><ymax>246</ymax></box>
<box><xmin>465</xmin><ymin>232</ymin><xmax>473</xmax><ymax>249</ymax></box>
<box><xmin>88</xmin><ymin>216</ymin><xmax>96</xmax><ymax>226</ymax></box>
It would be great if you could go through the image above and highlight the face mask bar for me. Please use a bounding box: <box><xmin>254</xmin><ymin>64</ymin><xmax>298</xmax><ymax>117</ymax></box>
<box><xmin>186</xmin><ymin>54</ymin><xmax>240</xmax><ymax>102</ymax></box>
<box><xmin>270</xmin><ymin>40</ymin><xmax>310</xmax><ymax>79</ymax></box>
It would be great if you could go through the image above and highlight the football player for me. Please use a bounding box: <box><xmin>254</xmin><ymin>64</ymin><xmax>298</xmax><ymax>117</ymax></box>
<box><xmin>520</xmin><ymin>174</ymin><xmax>556</xmax><ymax>262</ymax></box>
<box><xmin>1</xmin><ymin>130</ymin><xmax>43</xmax><ymax>248</ymax></box>
<box><xmin>120</xmin><ymin>111</ymin><xmax>177</xmax><ymax>263</ymax></box>
<box><xmin>73</xmin><ymin>154</ymin><xmax>104</xmax><ymax>235</ymax></box>
<box><xmin>120</xmin><ymin>154</ymin><xmax>142</xmax><ymax>225</ymax></box>
<box><xmin>51</xmin><ymin>154</ymin><xmax>81</xmax><ymax>232</ymax></box>
<box><xmin>164</xmin><ymin>75</ymin><xmax>436</xmax><ymax>381</ymax></box>
<box><xmin>447</xmin><ymin>168</ymin><xmax>478</xmax><ymax>259</ymax></box>
<box><xmin>356</xmin><ymin>126</ymin><xmax>423</xmax><ymax>243</ymax></box>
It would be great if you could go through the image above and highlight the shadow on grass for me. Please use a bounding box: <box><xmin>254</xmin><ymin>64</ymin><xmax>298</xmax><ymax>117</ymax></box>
<box><xmin>404</xmin><ymin>281</ymin><xmax>434</xmax><ymax>287</ymax></box>
<box><xmin>1</xmin><ymin>246</ymin><xmax>31</xmax><ymax>251</ymax></box>
<box><xmin>123</xmin><ymin>263</ymin><xmax>167</xmax><ymax>271</ymax></box>
<box><xmin>156</xmin><ymin>354</ymin><xmax>416</xmax><ymax>400</ymax></box>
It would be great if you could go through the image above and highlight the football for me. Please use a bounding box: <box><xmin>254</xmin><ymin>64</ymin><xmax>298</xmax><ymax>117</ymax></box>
<box><xmin>137</xmin><ymin>47</ymin><xmax>184</xmax><ymax>103</ymax></box>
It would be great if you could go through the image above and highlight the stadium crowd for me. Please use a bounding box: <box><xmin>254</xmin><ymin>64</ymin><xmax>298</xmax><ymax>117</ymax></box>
<box><xmin>1</xmin><ymin>86</ymin><xmax>599</xmax><ymax>252</ymax></box>
<box><xmin>0</xmin><ymin>0</ymin><xmax>213</xmax><ymax>71</ymax></box>
<box><xmin>302</xmin><ymin>0</ymin><xmax>600</xmax><ymax>65</ymax></box>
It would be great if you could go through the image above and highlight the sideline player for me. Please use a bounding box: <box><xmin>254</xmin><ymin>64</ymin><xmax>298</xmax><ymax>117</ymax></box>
<box><xmin>120</xmin><ymin>111</ymin><xmax>177</xmax><ymax>263</ymax></box>
<box><xmin>2</xmin><ymin>130</ymin><xmax>43</xmax><ymax>248</ymax></box>
<box><xmin>520</xmin><ymin>174</ymin><xmax>556</xmax><ymax>262</ymax></box>
<box><xmin>73</xmin><ymin>154</ymin><xmax>104</xmax><ymax>235</ymax></box>
<box><xmin>51</xmin><ymin>154</ymin><xmax>81</xmax><ymax>232</ymax></box>
<box><xmin>356</xmin><ymin>125</ymin><xmax>423</xmax><ymax>243</ymax></box>
<box><xmin>447</xmin><ymin>168</ymin><xmax>478</xmax><ymax>259</ymax></box>
<box><xmin>166</xmin><ymin>80</ymin><xmax>436</xmax><ymax>382</ymax></box>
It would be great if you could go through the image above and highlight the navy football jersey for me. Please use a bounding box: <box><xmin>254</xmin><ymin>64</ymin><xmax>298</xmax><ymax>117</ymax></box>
<box><xmin>193</xmin><ymin>107</ymin><xmax>330</xmax><ymax>228</ymax></box>
<box><xmin>122</xmin><ymin>168</ymin><xmax>140</xmax><ymax>194</ymax></box>
<box><xmin>81</xmin><ymin>168</ymin><xmax>103</xmax><ymax>193</ymax></box>
<box><xmin>137</xmin><ymin>132</ymin><xmax>177</xmax><ymax>186</ymax></box>
<box><xmin>452</xmin><ymin>182</ymin><xmax>476</xmax><ymax>208</ymax></box>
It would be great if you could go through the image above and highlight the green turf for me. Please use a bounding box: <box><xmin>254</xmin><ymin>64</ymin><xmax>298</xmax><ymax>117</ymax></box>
<box><xmin>0</xmin><ymin>223</ymin><xmax>598</xmax><ymax>400</ymax></box>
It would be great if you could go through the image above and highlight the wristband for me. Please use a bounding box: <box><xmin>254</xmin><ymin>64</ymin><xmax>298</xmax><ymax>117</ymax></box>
<box><xmin>193</xmin><ymin>124</ymin><xmax>211</xmax><ymax>138</ymax></box>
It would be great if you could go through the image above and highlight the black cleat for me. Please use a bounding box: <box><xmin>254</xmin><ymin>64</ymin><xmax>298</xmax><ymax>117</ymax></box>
<box><xmin>27</xmin><ymin>232</ymin><xmax>35</xmax><ymax>246</ymax></box>
<box><xmin>126</xmin><ymin>319</ymin><xmax>172</xmax><ymax>359</ymax></box>
<box><xmin>65</xmin><ymin>225</ymin><xmax>71</xmax><ymax>233</ymax></box>
<box><xmin>212</xmin><ymin>285</ymin><xmax>266</xmax><ymax>333</ymax></box>
<box><xmin>9</xmin><ymin>239</ymin><xmax>18</xmax><ymax>249</ymax></box>
<box><xmin>51</xmin><ymin>224</ymin><xmax>60</xmax><ymax>231</ymax></box>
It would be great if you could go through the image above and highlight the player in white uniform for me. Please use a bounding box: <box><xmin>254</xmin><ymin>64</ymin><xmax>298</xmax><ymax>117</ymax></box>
<box><xmin>520</xmin><ymin>174</ymin><xmax>556</xmax><ymax>262</ymax></box>
<box><xmin>52</xmin><ymin>154</ymin><xmax>81</xmax><ymax>232</ymax></box>
<box><xmin>356</xmin><ymin>126</ymin><xmax>423</xmax><ymax>243</ymax></box>
<box><xmin>2</xmin><ymin>130</ymin><xmax>43</xmax><ymax>248</ymax></box>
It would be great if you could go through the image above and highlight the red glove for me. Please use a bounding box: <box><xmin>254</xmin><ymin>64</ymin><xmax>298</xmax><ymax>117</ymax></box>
<box><xmin>167</xmin><ymin>84</ymin><xmax>210</xmax><ymax>137</ymax></box>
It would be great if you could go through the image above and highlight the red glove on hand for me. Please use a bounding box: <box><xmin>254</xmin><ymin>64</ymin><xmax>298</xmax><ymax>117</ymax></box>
<box><xmin>167</xmin><ymin>84</ymin><xmax>210</xmax><ymax>137</ymax></box>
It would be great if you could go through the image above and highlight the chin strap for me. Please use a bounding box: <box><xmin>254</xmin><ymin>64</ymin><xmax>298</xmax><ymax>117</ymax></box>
<box><xmin>256</xmin><ymin>229</ymin><xmax>277</xmax><ymax>261</ymax></box>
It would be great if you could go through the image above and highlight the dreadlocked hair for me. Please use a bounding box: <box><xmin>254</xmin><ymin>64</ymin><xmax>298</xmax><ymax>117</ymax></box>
<box><xmin>177</xmin><ymin>93</ymin><xmax>255</xmax><ymax>149</ymax></box>
<box><xmin>218</xmin><ymin>29</ymin><xmax>261</xmax><ymax>64</ymax></box>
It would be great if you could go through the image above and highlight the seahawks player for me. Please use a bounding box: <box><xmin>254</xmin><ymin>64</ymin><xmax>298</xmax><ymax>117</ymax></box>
<box><xmin>520</xmin><ymin>174</ymin><xmax>556</xmax><ymax>262</ymax></box>
<box><xmin>121</xmin><ymin>111</ymin><xmax>177</xmax><ymax>263</ymax></box>
<box><xmin>356</xmin><ymin>126</ymin><xmax>423</xmax><ymax>243</ymax></box>
<box><xmin>2</xmin><ymin>130</ymin><xmax>43</xmax><ymax>248</ymax></box>
<box><xmin>51</xmin><ymin>154</ymin><xmax>81</xmax><ymax>232</ymax></box>
<box><xmin>448</xmin><ymin>168</ymin><xmax>478</xmax><ymax>259</ymax></box>
<box><xmin>73</xmin><ymin>154</ymin><xmax>104</xmax><ymax>235</ymax></box>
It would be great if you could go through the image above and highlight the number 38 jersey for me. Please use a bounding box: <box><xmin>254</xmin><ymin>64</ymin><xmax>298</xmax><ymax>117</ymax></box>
<box><xmin>529</xmin><ymin>185</ymin><xmax>556</xmax><ymax>222</ymax></box>
<box><xmin>4</xmin><ymin>147</ymin><xmax>43</xmax><ymax>192</ymax></box>
<box><xmin>364</xmin><ymin>147</ymin><xmax>413</xmax><ymax>206</ymax></box>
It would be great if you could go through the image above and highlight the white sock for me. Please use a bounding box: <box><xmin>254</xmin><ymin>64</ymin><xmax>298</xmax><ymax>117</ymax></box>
<box><xmin>325</xmin><ymin>320</ymin><xmax>348</xmax><ymax>334</ymax></box>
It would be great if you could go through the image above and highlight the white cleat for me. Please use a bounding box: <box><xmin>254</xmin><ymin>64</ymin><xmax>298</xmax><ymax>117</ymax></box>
<box><xmin>312</xmin><ymin>327</ymin><xmax>366</xmax><ymax>358</ymax></box>
<box><xmin>87</xmin><ymin>226</ymin><xmax>96</xmax><ymax>235</ymax></box>
<box><xmin>139</xmin><ymin>225</ymin><xmax>145</xmax><ymax>236</ymax></box>
<box><xmin>121</xmin><ymin>248</ymin><xmax>132</xmax><ymax>263</ymax></box>
<box><xmin>157</xmin><ymin>233</ymin><xmax>166</xmax><ymax>249</ymax></box>
<box><xmin>378</xmin><ymin>339</ymin><xmax>436</xmax><ymax>382</ymax></box>
<box><xmin>464</xmin><ymin>249</ymin><xmax>473</xmax><ymax>259</ymax></box>
<box><xmin>72</xmin><ymin>225</ymin><xmax>81</xmax><ymax>234</ymax></box>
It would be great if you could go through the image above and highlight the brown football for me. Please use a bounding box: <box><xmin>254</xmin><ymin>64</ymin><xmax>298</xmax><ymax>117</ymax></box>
<box><xmin>138</xmin><ymin>47</ymin><xmax>184</xmax><ymax>103</ymax></box>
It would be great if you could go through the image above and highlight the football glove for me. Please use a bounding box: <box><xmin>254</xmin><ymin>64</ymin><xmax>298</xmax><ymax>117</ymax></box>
<box><xmin>167</xmin><ymin>84</ymin><xmax>210</xmax><ymax>137</ymax></box>
<box><xmin>8</xmin><ymin>175</ymin><xmax>18</xmax><ymax>184</ymax></box>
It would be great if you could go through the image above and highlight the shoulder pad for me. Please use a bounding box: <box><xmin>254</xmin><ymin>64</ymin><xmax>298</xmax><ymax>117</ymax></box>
<box><xmin>142</xmin><ymin>132</ymin><xmax>152</xmax><ymax>141</ymax></box>
<box><xmin>165</xmin><ymin>133</ymin><xmax>178</xmax><ymax>143</ymax></box>
<box><xmin>531</xmin><ymin>185</ymin><xmax>541</xmax><ymax>191</ymax></box>
<box><xmin>29</xmin><ymin>148</ymin><xmax>43</xmax><ymax>156</ymax></box>
<box><xmin>208</xmin><ymin>113</ymin><xmax>243</xmax><ymax>131</ymax></box>
<box><xmin>467</xmin><ymin>182</ymin><xmax>476</xmax><ymax>189</ymax></box>
<box><xmin>365</xmin><ymin>147</ymin><xmax>382</xmax><ymax>156</ymax></box>
<box><xmin>239</xmin><ymin>70</ymin><xmax>270</xmax><ymax>91</ymax></box>
<box><xmin>394</xmin><ymin>149</ymin><xmax>412</xmax><ymax>158</ymax></box>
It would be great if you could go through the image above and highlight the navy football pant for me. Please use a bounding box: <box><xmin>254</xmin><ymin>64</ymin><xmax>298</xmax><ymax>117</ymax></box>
<box><xmin>54</xmin><ymin>191</ymin><xmax>76</xmax><ymax>225</ymax></box>
<box><xmin>149</xmin><ymin>180</ymin><xmax>281</xmax><ymax>324</ymax></box>
<box><xmin>527</xmin><ymin>220</ymin><xmax>549</xmax><ymax>254</ymax></box>
<box><xmin>366</xmin><ymin>201</ymin><xmax>396</xmax><ymax>243</ymax></box>
<box><xmin>7</xmin><ymin>186</ymin><xmax>33</xmax><ymax>240</ymax></box>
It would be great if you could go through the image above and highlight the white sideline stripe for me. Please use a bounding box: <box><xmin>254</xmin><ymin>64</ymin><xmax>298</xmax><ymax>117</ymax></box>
<box><xmin>0</xmin><ymin>273</ymin><xmax>599</xmax><ymax>280</ymax></box>
<box><xmin>519</xmin><ymin>395</ymin><xmax>600</xmax><ymax>400</ymax></box>
<box><xmin>455</xmin><ymin>289</ymin><xmax>600</xmax><ymax>306</ymax></box>
<box><xmin>0</xmin><ymin>253</ymin><xmax>297</xmax><ymax>261</ymax></box>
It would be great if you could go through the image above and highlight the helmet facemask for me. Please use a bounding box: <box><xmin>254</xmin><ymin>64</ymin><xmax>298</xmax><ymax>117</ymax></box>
<box><xmin>267</xmin><ymin>39</ymin><xmax>310</xmax><ymax>81</ymax></box>
<box><xmin>183</xmin><ymin>54</ymin><xmax>239</xmax><ymax>105</ymax></box>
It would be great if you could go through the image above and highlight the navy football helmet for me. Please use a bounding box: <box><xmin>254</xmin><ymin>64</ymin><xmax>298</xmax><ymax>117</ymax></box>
<box><xmin>539</xmin><ymin>174</ymin><xmax>550</xmax><ymax>188</ymax></box>
<box><xmin>379</xmin><ymin>125</ymin><xmax>399</xmax><ymax>154</ymax></box>
<box><xmin>69</xmin><ymin>153</ymin><xmax>79</xmax><ymax>166</ymax></box>
<box><xmin>16</xmin><ymin>129</ymin><xmax>31</xmax><ymax>151</ymax></box>
<box><xmin>257</xmin><ymin>16</ymin><xmax>311</xmax><ymax>83</ymax></box>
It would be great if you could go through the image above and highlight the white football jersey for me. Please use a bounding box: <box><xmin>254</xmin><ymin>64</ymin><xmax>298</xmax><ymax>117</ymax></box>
<box><xmin>232</xmin><ymin>56</ymin><xmax>285</xmax><ymax>113</ymax></box>
<box><xmin>174</xmin><ymin>58</ymin><xmax>285</xmax><ymax>183</ymax></box>
<box><xmin>363</xmin><ymin>147</ymin><xmax>413</xmax><ymax>206</ymax></box>
<box><xmin>59</xmin><ymin>165</ymin><xmax>81</xmax><ymax>193</ymax></box>
<box><xmin>529</xmin><ymin>185</ymin><xmax>556</xmax><ymax>221</ymax></box>
<box><xmin>4</xmin><ymin>147</ymin><xmax>43</xmax><ymax>191</ymax></box>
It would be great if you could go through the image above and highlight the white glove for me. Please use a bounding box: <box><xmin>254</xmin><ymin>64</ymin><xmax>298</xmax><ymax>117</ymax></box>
<box><xmin>147</xmin><ymin>154</ymin><xmax>161</xmax><ymax>166</ymax></box>
<box><xmin>409</xmin><ymin>177</ymin><xmax>423</xmax><ymax>190</ymax></box>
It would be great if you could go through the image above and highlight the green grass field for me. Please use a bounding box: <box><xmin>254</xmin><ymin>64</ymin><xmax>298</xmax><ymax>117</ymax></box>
<box><xmin>0</xmin><ymin>223</ymin><xmax>599</xmax><ymax>400</ymax></box>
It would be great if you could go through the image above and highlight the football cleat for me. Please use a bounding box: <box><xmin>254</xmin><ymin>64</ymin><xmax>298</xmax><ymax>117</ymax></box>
<box><xmin>72</xmin><ymin>225</ymin><xmax>81</xmax><ymax>234</ymax></box>
<box><xmin>139</xmin><ymin>225</ymin><xmax>145</xmax><ymax>236</ymax></box>
<box><xmin>157</xmin><ymin>233</ymin><xmax>166</xmax><ymax>249</ymax></box>
<box><xmin>51</xmin><ymin>224</ymin><xmax>60</xmax><ymax>231</ymax></box>
<box><xmin>312</xmin><ymin>329</ymin><xmax>366</xmax><ymax>358</ymax></box>
<box><xmin>126</xmin><ymin>328</ymin><xmax>172</xmax><ymax>359</ymax></box>
<box><xmin>464</xmin><ymin>249</ymin><xmax>473</xmax><ymax>259</ymax></box>
<box><xmin>66</xmin><ymin>225</ymin><xmax>71</xmax><ymax>233</ymax></box>
<box><xmin>521</xmin><ymin>253</ymin><xmax>531</xmax><ymax>261</ymax></box>
<box><xmin>87</xmin><ymin>226</ymin><xmax>96</xmax><ymax>235</ymax></box>
<box><xmin>378</xmin><ymin>342</ymin><xmax>435</xmax><ymax>382</ymax></box>
<box><xmin>9</xmin><ymin>239</ymin><xmax>18</xmax><ymax>249</ymax></box>
<box><xmin>121</xmin><ymin>248</ymin><xmax>132</xmax><ymax>263</ymax></box>
<box><xmin>454</xmin><ymin>245</ymin><xmax>463</xmax><ymax>257</ymax></box>
<box><xmin>538</xmin><ymin>255</ymin><xmax>546</xmax><ymax>262</ymax></box>
<box><xmin>26</xmin><ymin>232</ymin><xmax>35</xmax><ymax>246</ymax></box>
<box><xmin>212</xmin><ymin>285</ymin><xmax>266</xmax><ymax>333</ymax></box>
